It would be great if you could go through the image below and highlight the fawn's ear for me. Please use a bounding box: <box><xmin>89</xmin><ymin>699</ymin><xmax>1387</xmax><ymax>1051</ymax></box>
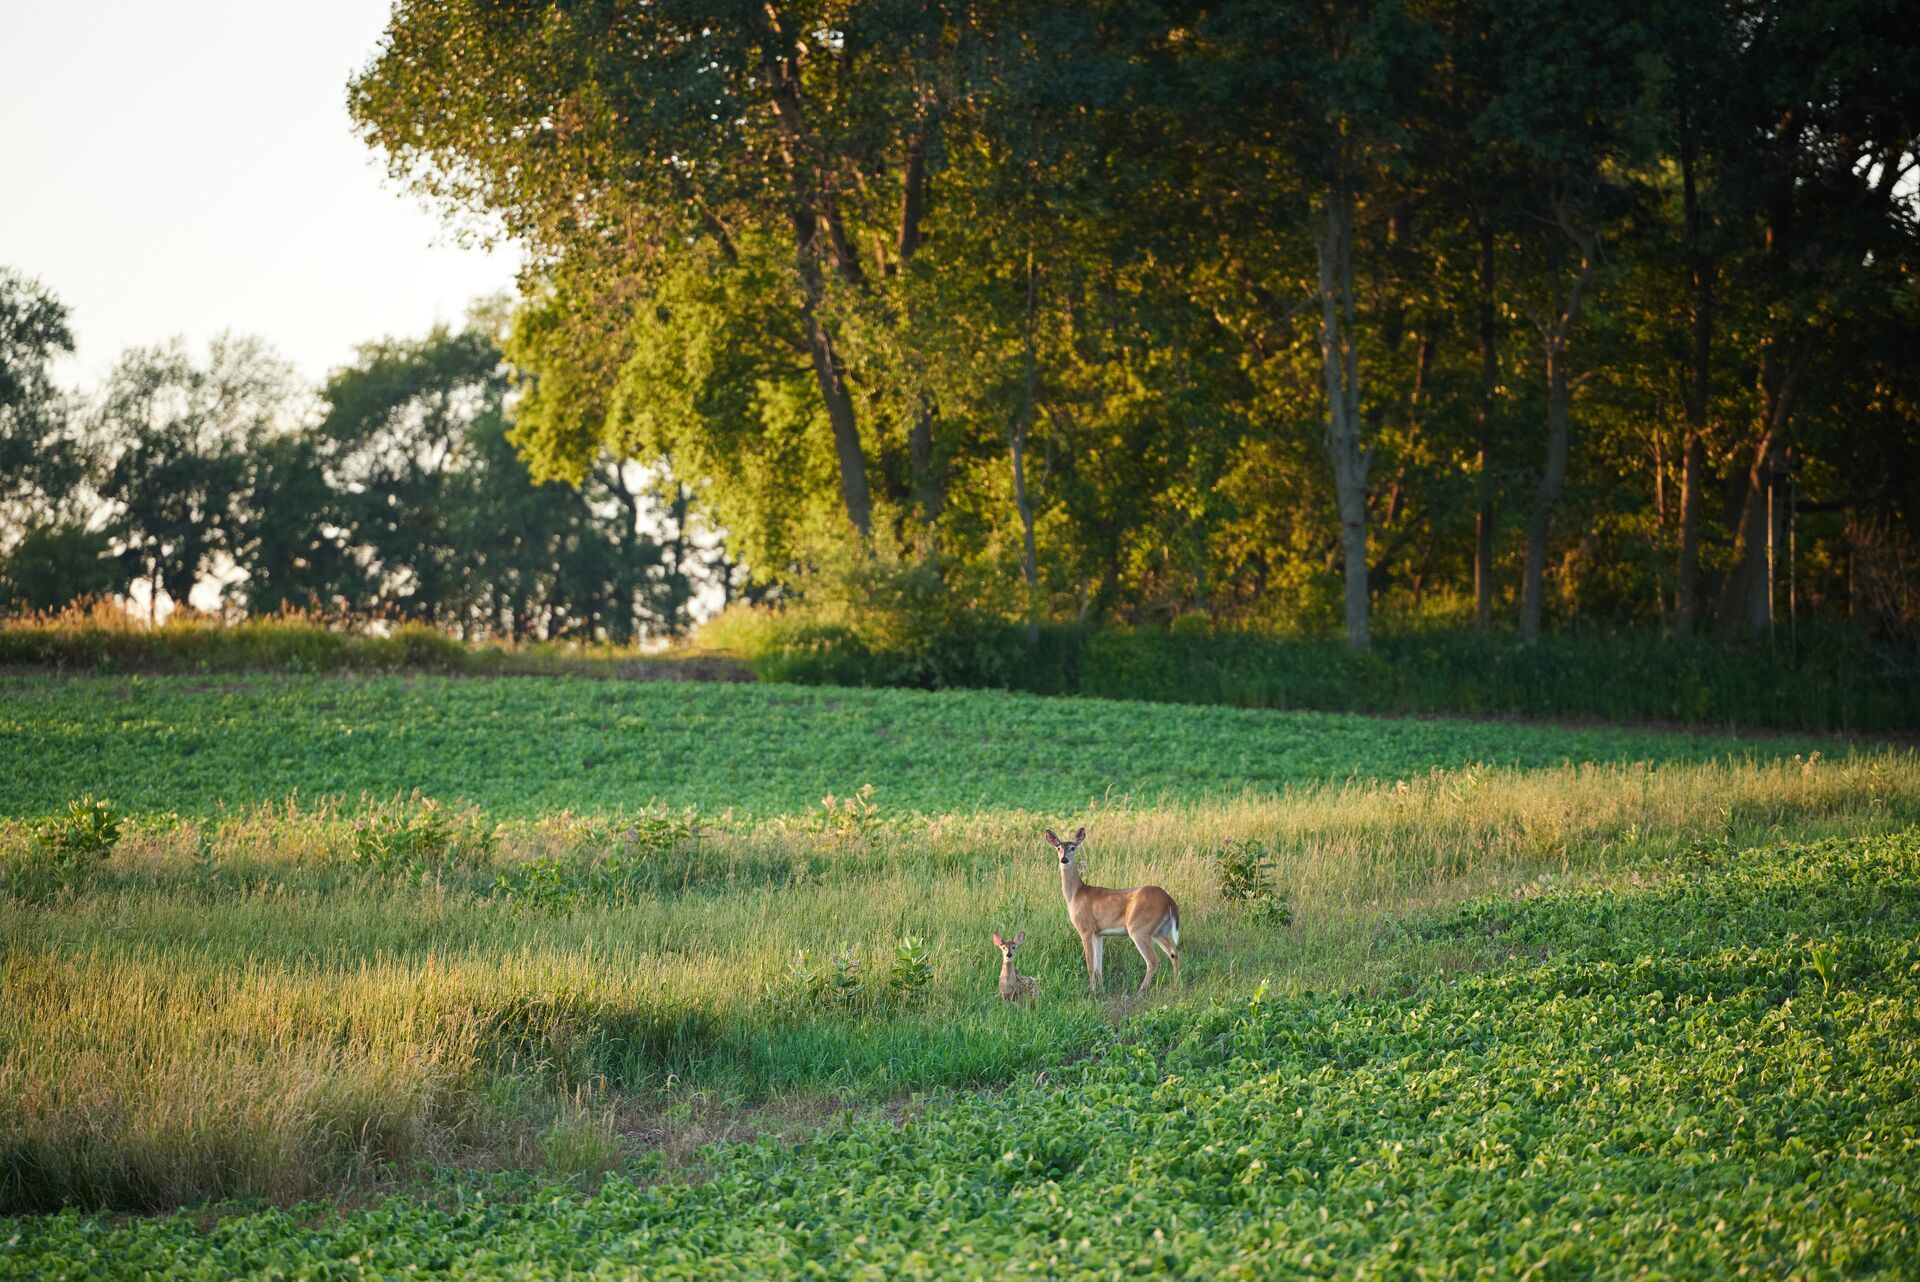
<box><xmin>992</xmin><ymin>933</ymin><xmax>1005</xmax><ymax>948</ymax></box>
<box><xmin>1072</xmin><ymin>826</ymin><xmax>1086</xmax><ymax>844</ymax></box>
<box><xmin>1044</xmin><ymin>829</ymin><xmax>1061</xmax><ymax>848</ymax></box>
<box><xmin>1013</xmin><ymin>931</ymin><xmax>1025</xmax><ymax>947</ymax></box>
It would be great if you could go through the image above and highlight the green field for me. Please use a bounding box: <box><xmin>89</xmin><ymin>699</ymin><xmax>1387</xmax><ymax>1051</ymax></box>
<box><xmin>3</xmin><ymin>674</ymin><xmax>1916</xmax><ymax>1277</ymax></box>
<box><xmin>0</xmin><ymin>673</ymin><xmax>1839</xmax><ymax>817</ymax></box>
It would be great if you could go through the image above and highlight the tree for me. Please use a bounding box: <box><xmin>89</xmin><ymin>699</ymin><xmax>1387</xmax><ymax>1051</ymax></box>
<box><xmin>351</xmin><ymin>0</ymin><xmax>966</xmax><ymax>542</ymax></box>
<box><xmin>1191</xmin><ymin>0</ymin><xmax>1438</xmax><ymax>652</ymax></box>
<box><xmin>1707</xmin><ymin>0</ymin><xmax>1920</xmax><ymax>634</ymax></box>
<box><xmin>95</xmin><ymin>337</ymin><xmax>292</xmax><ymax>617</ymax></box>
<box><xmin>231</xmin><ymin>431</ymin><xmax>355</xmax><ymax>615</ymax></box>
<box><xmin>319</xmin><ymin>327</ymin><xmax>499</xmax><ymax>621</ymax></box>
<box><xmin>0</xmin><ymin>269</ymin><xmax>86</xmax><ymax>536</ymax></box>
<box><xmin>319</xmin><ymin>321</ymin><xmax>693</xmax><ymax>640</ymax></box>
<box><xmin>0</xmin><ymin>269</ymin><xmax>114</xmax><ymax>612</ymax></box>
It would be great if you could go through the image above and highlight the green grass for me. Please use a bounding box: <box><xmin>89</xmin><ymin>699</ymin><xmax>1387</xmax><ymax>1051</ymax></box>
<box><xmin>3</xmin><ymin>672</ymin><xmax>1914</xmax><ymax>1276</ymax></box>
<box><xmin>3</xmin><ymin>736</ymin><xmax>1913</xmax><ymax>1214</ymax></box>
<box><xmin>0</xmin><ymin>673</ymin><xmax>1843</xmax><ymax>819</ymax></box>
<box><xmin>7</xmin><ymin>830</ymin><xmax>1916</xmax><ymax>1277</ymax></box>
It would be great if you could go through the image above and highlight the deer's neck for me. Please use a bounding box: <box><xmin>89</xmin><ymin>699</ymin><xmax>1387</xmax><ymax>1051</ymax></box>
<box><xmin>1001</xmin><ymin>957</ymin><xmax>1018</xmax><ymax>981</ymax></box>
<box><xmin>1061</xmin><ymin>861</ymin><xmax>1085</xmax><ymax>904</ymax></box>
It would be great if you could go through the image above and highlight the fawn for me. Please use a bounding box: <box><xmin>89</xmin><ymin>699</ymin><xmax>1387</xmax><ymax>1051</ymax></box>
<box><xmin>992</xmin><ymin>932</ymin><xmax>1039</xmax><ymax>1005</ymax></box>
<box><xmin>1047</xmin><ymin>826</ymin><xmax>1181</xmax><ymax>994</ymax></box>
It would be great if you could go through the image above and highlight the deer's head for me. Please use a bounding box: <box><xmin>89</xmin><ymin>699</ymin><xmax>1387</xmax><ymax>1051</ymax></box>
<box><xmin>1044</xmin><ymin>827</ymin><xmax>1087</xmax><ymax>869</ymax></box>
<box><xmin>991</xmin><ymin>931</ymin><xmax>1026</xmax><ymax>962</ymax></box>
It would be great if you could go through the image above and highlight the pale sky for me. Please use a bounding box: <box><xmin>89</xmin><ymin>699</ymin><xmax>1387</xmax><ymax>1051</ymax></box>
<box><xmin>0</xmin><ymin>0</ymin><xmax>519</xmax><ymax>391</ymax></box>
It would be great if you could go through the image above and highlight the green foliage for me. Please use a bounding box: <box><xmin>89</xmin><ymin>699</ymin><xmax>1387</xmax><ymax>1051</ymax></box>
<box><xmin>806</xmin><ymin>784</ymin><xmax>881</xmax><ymax>842</ymax></box>
<box><xmin>887</xmin><ymin>935</ymin><xmax>933</xmax><ymax>1004</ymax></box>
<box><xmin>31</xmin><ymin>795</ymin><xmax>121</xmax><ymax>865</ymax></box>
<box><xmin>7</xmin><ymin>832</ymin><xmax>1917</xmax><ymax>1275</ymax></box>
<box><xmin>0</xmin><ymin>672</ymin><xmax>1839</xmax><ymax>820</ymax></box>
<box><xmin>0</xmin><ymin>268</ymin><xmax>85</xmax><ymax>534</ymax></box>
<box><xmin>348</xmin><ymin>794</ymin><xmax>492</xmax><ymax>876</ymax></box>
<box><xmin>0</xmin><ymin>525</ymin><xmax>116</xmax><ymax>611</ymax></box>
<box><xmin>335</xmin><ymin>0</ymin><xmax>1920</xmax><ymax>651</ymax></box>
<box><xmin>491</xmin><ymin>812</ymin><xmax>701</xmax><ymax>910</ymax></box>
<box><xmin>708</xmin><ymin>607</ymin><xmax>1920</xmax><ymax>733</ymax></box>
<box><xmin>1</xmin><ymin>664</ymin><xmax>1914</xmax><ymax>1217</ymax></box>
<box><xmin>93</xmin><ymin>336</ymin><xmax>291</xmax><ymax>613</ymax></box>
<box><xmin>1213</xmin><ymin>837</ymin><xmax>1293</xmax><ymax>926</ymax></box>
<box><xmin>765</xmin><ymin>946</ymin><xmax>866</xmax><ymax>1017</ymax></box>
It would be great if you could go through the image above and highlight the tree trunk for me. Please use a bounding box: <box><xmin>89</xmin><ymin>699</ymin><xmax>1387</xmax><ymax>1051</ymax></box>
<box><xmin>1010</xmin><ymin>259</ymin><xmax>1041</xmax><ymax>644</ymax></box>
<box><xmin>1718</xmin><ymin>342</ymin><xmax>1807</xmax><ymax>633</ymax></box>
<box><xmin>1518</xmin><ymin>340</ymin><xmax>1572</xmax><ymax>639</ymax></box>
<box><xmin>896</xmin><ymin>131</ymin><xmax>927</xmax><ymax>264</ymax></box>
<box><xmin>1313</xmin><ymin>191</ymin><xmax>1371</xmax><ymax>653</ymax></box>
<box><xmin>891</xmin><ymin>127</ymin><xmax>945</xmax><ymax>535</ymax></box>
<box><xmin>1517</xmin><ymin>221</ymin><xmax>1595</xmax><ymax>641</ymax></box>
<box><xmin>1473</xmin><ymin>221</ymin><xmax>1497</xmax><ymax>632</ymax></box>
<box><xmin>1674</xmin><ymin>98</ymin><xmax>1712</xmax><ymax>635</ymax></box>
<box><xmin>758</xmin><ymin>19</ymin><xmax>872</xmax><ymax>537</ymax></box>
<box><xmin>795</xmin><ymin>264</ymin><xmax>873</xmax><ymax>537</ymax></box>
<box><xmin>1676</xmin><ymin>430</ymin><xmax>1707</xmax><ymax>634</ymax></box>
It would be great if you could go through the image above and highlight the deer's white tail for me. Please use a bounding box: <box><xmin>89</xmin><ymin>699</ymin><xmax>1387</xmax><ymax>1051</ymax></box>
<box><xmin>1161</xmin><ymin>910</ymin><xmax>1180</xmax><ymax>945</ymax></box>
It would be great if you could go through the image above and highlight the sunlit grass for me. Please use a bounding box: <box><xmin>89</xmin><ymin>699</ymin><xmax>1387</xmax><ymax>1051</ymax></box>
<box><xmin>4</xmin><ymin>748</ymin><xmax>1913</xmax><ymax>1211</ymax></box>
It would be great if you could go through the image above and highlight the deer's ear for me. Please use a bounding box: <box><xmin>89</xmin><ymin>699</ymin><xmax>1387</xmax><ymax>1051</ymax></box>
<box><xmin>1013</xmin><ymin>931</ymin><xmax>1025</xmax><ymax>947</ymax></box>
<box><xmin>992</xmin><ymin>933</ymin><xmax>1005</xmax><ymax>948</ymax></box>
<box><xmin>1044</xmin><ymin>829</ymin><xmax>1061</xmax><ymax>848</ymax></box>
<box><xmin>1072</xmin><ymin>826</ymin><xmax>1086</xmax><ymax>844</ymax></box>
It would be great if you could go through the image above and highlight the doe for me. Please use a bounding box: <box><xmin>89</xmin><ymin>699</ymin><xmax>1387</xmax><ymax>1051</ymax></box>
<box><xmin>1047</xmin><ymin>827</ymin><xmax>1180</xmax><ymax>994</ymax></box>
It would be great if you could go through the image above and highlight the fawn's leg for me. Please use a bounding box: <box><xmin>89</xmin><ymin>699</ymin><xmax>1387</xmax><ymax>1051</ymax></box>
<box><xmin>1129</xmin><ymin>929</ymin><xmax>1160</xmax><ymax>993</ymax></box>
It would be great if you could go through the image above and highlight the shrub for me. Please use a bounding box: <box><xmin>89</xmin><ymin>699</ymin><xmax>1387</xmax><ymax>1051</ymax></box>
<box><xmin>888</xmin><ymin>935</ymin><xmax>933</xmax><ymax>1004</ymax></box>
<box><xmin>808</xmin><ymin>784</ymin><xmax>881</xmax><ymax>844</ymax></box>
<box><xmin>696</xmin><ymin>604</ymin><xmax>1920</xmax><ymax>733</ymax></box>
<box><xmin>350</xmin><ymin>794</ymin><xmax>492</xmax><ymax>876</ymax></box>
<box><xmin>491</xmin><ymin>811</ymin><xmax>701</xmax><ymax>910</ymax></box>
<box><xmin>33</xmin><ymin>796</ymin><xmax>122</xmax><ymax>866</ymax></box>
<box><xmin>1215</xmin><ymin>838</ymin><xmax>1293</xmax><ymax>926</ymax></box>
<box><xmin>765</xmin><ymin>944</ymin><xmax>867</xmax><ymax>1015</ymax></box>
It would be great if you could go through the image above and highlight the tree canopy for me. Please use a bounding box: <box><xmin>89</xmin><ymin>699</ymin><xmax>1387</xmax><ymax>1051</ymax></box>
<box><xmin>343</xmin><ymin>0</ymin><xmax>1920</xmax><ymax>650</ymax></box>
<box><xmin>7</xmin><ymin>1</ymin><xmax>1918</xmax><ymax>650</ymax></box>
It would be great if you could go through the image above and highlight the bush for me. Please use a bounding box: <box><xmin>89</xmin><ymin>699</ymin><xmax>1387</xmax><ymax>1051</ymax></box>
<box><xmin>33</xmin><ymin>796</ymin><xmax>122</xmax><ymax>866</ymax></box>
<box><xmin>349</xmin><ymin>794</ymin><xmax>493</xmax><ymax>876</ymax></box>
<box><xmin>698</xmin><ymin>604</ymin><xmax>1920</xmax><ymax>733</ymax></box>
<box><xmin>888</xmin><ymin>935</ymin><xmax>934</xmax><ymax>1004</ymax></box>
<box><xmin>765</xmin><ymin>944</ymin><xmax>867</xmax><ymax>1016</ymax></box>
<box><xmin>490</xmin><ymin>811</ymin><xmax>702</xmax><ymax>910</ymax></box>
<box><xmin>1214</xmin><ymin>838</ymin><xmax>1293</xmax><ymax>926</ymax></box>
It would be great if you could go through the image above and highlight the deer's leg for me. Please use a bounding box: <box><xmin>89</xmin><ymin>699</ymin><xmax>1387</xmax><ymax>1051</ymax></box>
<box><xmin>1130</xmin><ymin>928</ymin><xmax>1159</xmax><ymax>993</ymax></box>
<box><xmin>1081</xmin><ymin>932</ymin><xmax>1099</xmax><ymax>992</ymax></box>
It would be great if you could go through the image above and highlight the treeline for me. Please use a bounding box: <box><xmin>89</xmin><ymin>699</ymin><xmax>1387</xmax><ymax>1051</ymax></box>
<box><xmin>345</xmin><ymin>0</ymin><xmax>1919</xmax><ymax>652</ymax></box>
<box><xmin>0</xmin><ymin>272</ymin><xmax>721</xmax><ymax>641</ymax></box>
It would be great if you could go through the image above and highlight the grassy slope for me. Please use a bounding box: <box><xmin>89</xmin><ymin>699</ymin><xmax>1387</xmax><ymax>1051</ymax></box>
<box><xmin>0</xmin><ymin>673</ymin><xmax>1840</xmax><ymax>818</ymax></box>
<box><xmin>5</xmin><ymin>742</ymin><xmax>1913</xmax><ymax>1216</ymax></box>
<box><xmin>4</xmin><ymin>673</ymin><xmax>1915</xmax><ymax>1274</ymax></box>
<box><xmin>8</xmin><ymin>832</ymin><xmax>1916</xmax><ymax>1278</ymax></box>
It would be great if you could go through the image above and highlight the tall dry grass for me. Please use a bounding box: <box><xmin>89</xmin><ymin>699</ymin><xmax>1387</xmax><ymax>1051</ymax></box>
<box><xmin>3</xmin><ymin>750</ymin><xmax>1913</xmax><ymax>1211</ymax></box>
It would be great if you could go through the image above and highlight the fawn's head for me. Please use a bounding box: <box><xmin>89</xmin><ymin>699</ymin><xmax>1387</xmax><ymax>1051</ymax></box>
<box><xmin>1044</xmin><ymin>827</ymin><xmax>1087</xmax><ymax>869</ymax></box>
<box><xmin>991</xmin><ymin>931</ymin><xmax>1026</xmax><ymax>961</ymax></box>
